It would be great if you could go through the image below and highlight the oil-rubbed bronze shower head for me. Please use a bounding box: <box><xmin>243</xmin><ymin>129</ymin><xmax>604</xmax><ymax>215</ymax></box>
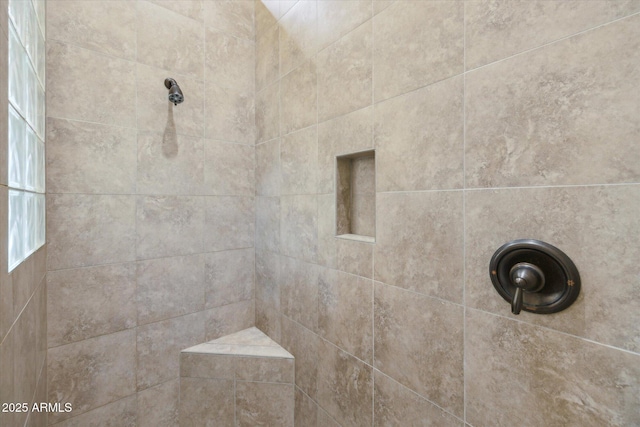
<box><xmin>164</xmin><ymin>78</ymin><xmax>184</xmax><ymax>106</ymax></box>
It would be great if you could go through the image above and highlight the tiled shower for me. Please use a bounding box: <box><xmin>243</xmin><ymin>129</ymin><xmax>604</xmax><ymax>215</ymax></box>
<box><xmin>1</xmin><ymin>1</ymin><xmax>639</xmax><ymax>426</ymax></box>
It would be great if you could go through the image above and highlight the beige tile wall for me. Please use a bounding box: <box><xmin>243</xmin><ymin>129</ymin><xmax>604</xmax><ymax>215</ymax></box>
<box><xmin>0</xmin><ymin>4</ymin><xmax>48</xmax><ymax>427</ymax></box>
<box><xmin>254</xmin><ymin>1</ymin><xmax>640</xmax><ymax>426</ymax></box>
<box><xmin>44</xmin><ymin>1</ymin><xmax>256</xmax><ymax>425</ymax></box>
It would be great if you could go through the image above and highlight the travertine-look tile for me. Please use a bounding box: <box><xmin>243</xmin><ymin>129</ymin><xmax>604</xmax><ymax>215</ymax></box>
<box><xmin>206</xmin><ymin>27</ymin><xmax>255</xmax><ymax>92</ymax></box>
<box><xmin>466</xmin><ymin>0</ymin><xmax>627</xmax><ymax>70</ymax></box>
<box><xmin>236</xmin><ymin>356</ymin><xmax>294</xmax><ymax>383</ymax></box>
<box><xmin>256</xmin><ymin>23</ymin><xmax>279</xmax><ymax>91</ymax></box>
<box><xmin>205</xmin><ymin>83</ymin><xmax>255</xmax><ymax>144</ymax></box>
<box><xmin>47</xmin><ymin>194</ymin><xmax>136</xmax><ymax>270</ymax></box>
<box><xmin>281</xmin><ymin>125</ymin><xmax>317</xmax><ymax>195</ymax></box>
<box><xmin>179</xmin><ymin>377</ymin><xmax>235</xmax><ymax>426</ymax></box>
<box><xmin>256</xmin><ymin>138</ymin><xmax>281</xmax><ymax>196</ymax></box>
<box><xmin>256</xmin><ymin>82</ymin><xmax>280</xmax><ymax>143</ymax></box>
<box><xmin>205</xmin><ymin>299</ymin><xmax>255</xmax><ymax>341</ymax></box>
<box><xmin>136</xmin><ymin>255</ymin><xmax>205</xmax><ymax>325</ymax></box>
<box><xmin>135</xmin><ymin>64</ymin><xmax>204</xmax><ymax>138</ymax></box>
<box><xmin>236</xmin><ymin>381</ymin><xmax>295</xmax><ymax>427</ymax></box>
<box><xmin>47</xmin><ymin>41</ymin><xmax>136</xmax><ymax>127</ymax></box>
<box><xmin>136</xmin><ymin>312</ymin><xmax>205</xmax><ymax>391</ymax></box>
<box><xmin>281</xmin><ymin>316</ymin><xmax>319</xmax><ymax>399</ymax></box>
<box><xmin>204</xmin><ymin>0</ymin><xmax>254</xmax><ymax>41</ymax></box>
<box><xmin>295</xmin><ymin>387</ymin><xmax>318</xmax><ymax>427</ymax></box>
<box><xmin>280</xmin><ymin>195</ymin><xmax>318</xmax><ymax>263</ymax></box>
<box><xmin>374</xmin><ymin>371</ymin><xmax>463</xmax><ymax>427</ymax></box>
<box><xmin>205</xmin><ymin>248</ymin><xmax>254</xmax><ymax>308</ymax></box>
<box><xmin>50</xmin><ymin>395</ymin><xmax>137</xmax><ymax>427</ymax></box>
<box><xmin>1</xmin><ymin>332</ymin><xmax>15</xmax><ymax>427</ymax></box>
<box><xmin>375</xmin><ymin>76</ymin><xmax>464</xmax><ymax>192</ymax></box>
<box><xmin>318</xmin><ymin>106</ymin><xmax>373</xmax><ymax>194</ymax></box>
<box><xmin>317</xmin><ymin>0</ymin><xmax>371</xmax><ymax>51</ymax></box>
<box><xmin>48</xmin><ymin>330</ymin><xmax>137</xmax><ymax>423</ymax></box>
<box><xmin>256</xmin><ymin>197</ymin><xmax>280</xmax><ymax>253</ymax></box>
<box><xmin>136</xmin><ymin>196</ymin><xmax>204</xmax><ymax>259</ymax></box>
<box><xmin>204</xmin><ymin>196</ymin><xmax>255</xmax><ymax>251</ymax></box>
<box><xmin>465</xmin><ymin>185</ymin><xmax>640</xmax><ymax>353</ymax></box>
<box><xmin>148</xmin><ymin>0</ymin><xmax>204</xmax><ymax>22</ymax></box>
<box><xmin>47</xmin><ymin>0</ymin><xmax>136</xmax><ymax>60</ymax></box>
<box><xmin>256</xmin><ymin>301</ymin><xmax>282</xmax><ymax>343</ymax></box>
<box><xmin>13</xmin><ymin>296</ymin><xmax>36</xmax><ymax>414</ymax></box>
<box><xmin>466</xmin><ymin>309</ymin><xmax>640</xmax><ymax>427</ymax></box>
<box><xmin>466</xmin><ymin>15</ymin><xmax>640</xmax><ymax>188</ymax></box>
<box><xmin>374</xmin><ymin>1</ymin><xmax>464</xmax><ymax>101</ymax></box>
<box><xmin>204</xmin><ymin>139</ymin><xmax>255</xmax><ymax>196</ymax></box>
<box><xmin>317</xmin><ymin>339</ymin><xmax>373</xmax><ymax>427</ymax></box>
<box><xmin>318</xmin><ymin>269</ymin><xmax>373</xmax><ymax>363</ymax></box>
<box><xmin>137</xmin><ymin>379</ymin><xmax>179</xmax><ymax>427</ymax></box>
<box><xmin>0</xmin><ymin>186</ymin><xmax>13</xmax><ymax>341</ymax></box>
<box><xmin>374</xmin><ymin>282</ymin><xmax>464</xmax><ymax>417</ymax></box>
<box><xmin>280</xmin><ymin>59</ymin><xmax>317</xmax><ymax>136</ymax></box>
<box><xmin>46</xmin><ymin>118</ymin><xmax>137</xmax><ymax>194</ymax></box>
<box><xmin>136</xmin><ymin>1</ymin><xmax>204</xmax><ymax>80</ymax></box>
<box><xmin>279</xmin><ymin>0</ymin><xmax>317</xmax><ymax>76</ymax></box>
<box><xmin>374</xmin><ymin>191</ymin><xmax>464</xmax><ymax>303</ymax></box>
<box><xmin>180</xmin><ymin>353</ymin><xmax>235</xmax><ymax>379</ymax></box>
<box><xmin>256</xmin><ymin>0</ymin><xmax>279</xmax><ymax>37</ymax></box>
<box><xmin>47</xmin><ymin>264</ymin><xmax>136</xmax><ymax>348</ymax></box>
<box><xmin>280</xmin><ymin>256</ymin><xmax>319</xmax><ymax>332</ymax></box>
<box><xmin>317</xmin><ymin>20</ymin><xmax>372</xmax><ymax>122</ymax></box>
<box><xmin>256</xmin><ymin>249</ymin><xmax>280</xmax><ymax>309</ymax></box>
<box><xmin>137</xmin><ymin>131</ymin><xmax>205</xmax><ymax>195</ymax></box>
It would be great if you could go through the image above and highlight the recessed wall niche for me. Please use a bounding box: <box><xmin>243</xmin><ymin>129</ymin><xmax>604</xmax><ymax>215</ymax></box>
<box><xmin>336</xmin><ymin>150</ymin><xmax>375</xmax><ymax>243</ymax></box>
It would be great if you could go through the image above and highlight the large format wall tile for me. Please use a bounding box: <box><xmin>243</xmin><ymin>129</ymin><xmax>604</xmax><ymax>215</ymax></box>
<box><xmin>136</xmin><ymin>312</ymin><xmax>205</xmax><ymax>391</ymax></box>
<box><xmin>374</xmin><ymin>282</ymin><xmax>464</xmax><ymax>418</ymax></box>
<box><xmin>374</xmin><ymin>1</ymin><xmax>464</xmax><ymax>101</ymax></box>
<box><xmin>256</xmin><ymin>138</ymin><xmax>281</xmax><ymax>197</ymax></box>
<box><xmin>13</xmin><ymin>295</ymin><xmax>36</xmax><ymax>416</ymax></box>
<box><xmin>136</xmin><ymin>64</ymin><xmax>204</xmax><ymax>138</ymax></box>
<box><xmin>50</xmin><ymin>395</ymin><xmax>137</xmax><ymax>427</ymax></box>
<box><xmin>375</xmin><ymin>76</ymin><xmax>463</xmax><ymax>192</ymax></box>
<box><xmin>204</xmin><ymin>0</ymin><xmax>254</xmax><ymax>41</ymax></box>
<box><xmin>256</xmin><ymin>249</ymin><xmax>280</xmax><ymax>309</ymax></box>
<box><xmin>374</xmin><ymin>191</ymin><xmax>464</xmax><ymax>303</ymax></box>
<box><xmin>374</xmin><ymin>371</ymin><xmax>463</xmax><ymax>427</ymax></box>
<box><xmin>280</xmin><ymin>59</ymin><xmax>317</xmax><ymax>136</ymax></box>
<box><xmin>465</xmin><ymin>0</ymin><xmax>625</xmax><ymax>70</ymax></box>
<box><xmin>48</xmin><ymin>330</ymin><xmax>137</xmax><ymax>424</ymax></box>
<box><xmin>206</xmin><ymin>27</ymin><xmax>255</xmax><ymax>92</ymax></box>
<box><xmin>256</xmin><ymin>196</ymin><xmax>280</xmax><ymax>253</ymax></box>
<box><xmin>47</xmin><ymin>194</ymin><xmax>136</xmax><ymax>270</ymax></box>
<box><xmin>136</xmin><ymin>1</ymin><xmax>204</xmax><ymax>80</ymax></box>
<box><xmin>136</xmin><ymin>196</ymin><xmax>204</xmax><ymax>260</ymax></box>
<box><xmin>281</xmin><ymin>316</ymin><xmax>319</xmax><ymax>399</ymax></box>
<box><xmin>46</xmin><ymin>118</ymin><xmax>137</xmax><ymax>194</ymax></box>
<box><xmin>204</xmin><ymin>139</ymin><xmax>254</xmax><ymax>196</ymax></box>
<box><xmin>466</xmin><ymin>185</ymin><xmax>640</xmax><ymax>353</ymax></box>
<box><xmin>148</xmin><ymin>0</ymin><xmax>204</xmax><ymax>22</ymax></box>
<box><xmin>316</xmin><ymin>339</ymin><xmax>373</xmax><ymax>427</ymax></box>
<box><xmin>47</xmin><ymin>264</ymin><xmax>136</xmax><ymax>348</ymax></box>
<box><xmin>466</xmin><ymin>309</ymin><xmax>640</xmax><ymax>427</ymax></box>
<box><xmin>205</xmin><ymin>248</ymin><xmax>254</xmax><ymax>308</ymax></box>
<box><xmin>317</xmin><ymin>20</ymin><xmax>372</xmax><ymax>123</ymax></box>
<box><xmin>205</xmin><ymin>299</ymin><xmax>255</xmax><ymax>341</ymax></box>
<box><xmin>295</xmin><ymin>387</ymin><xmax>318</xmax><ymax>427</ymax></box>
<box><xmin>47</xmin><ymin>0</ymin><xmax>136</xmax><ymax>60</ymax></box>
<box><xmin>204</xmin><ymin>196</ymin><xmax>255</xmax><ymax>251</ymax></box>
<box><xmin>466</xmin><ymin>15</ymin><xmax>640</xmax><ymax>188</ymax></box>
<box><xmin>279</xmin><ymin>0</ymin><xmax>317</xmax><ymax>77</ymax></box>
<box><xmin>236</xmin><ymin>381</ymin><xmax>295</xmax><ymax>427</ymax></box>
<box><xmin>136</xmin><ymin>255</ymin><xmax>205</xmax><ymax>326</ymax></box>
<box><xmin>317</xmin><ymin>0</ymin><xmax>371</xmax><ymax>51</ymax></box>
<box><xmin>281</xmin><ymin>125</ymin><xmax>317</xmax><ymax>195</ymax></box>
<box><xmin>205</xmin><ymin>83</ymin><xmax>255</xmax><ymax>144</ymax></box>
<box><xmin>256</xmin><ymin>82</ymin><xmax>280</xmax><ymax>143</ymax></box>
<box><xmin>256</xmin><ymin>23</ymin><xmax>279</xmax><ymax>92</ymax></box>
<box><xmin>137</xmin><ymin>132</ymin><xmax>205</xmax><ymax>195</ymax></box>
<box><xmin>179</xmin><ymin>377</ymin><xmax>235</xmax><ymax>426</ymax></box>
<box><xmin>47</xmin><ymin>41</ymin><xmax>136</xmax><ymax>127</ymax></box>
<box><xmin>280</xmin><ymin>256</ymin><xmax>319</xmax><ymax>332</ymax></box>
<box><xmin>0</xmin><ymin>27</ymin><xmax>6</xmax><ymax>188</ymax></box>
<box><xmin>280</xmin><ymin>195</ymin><xmax>318</xmax><ymax>263</ymax></box>
<box><xmin>137</xmin><ymin>379</ymin><xmax>179</xmax><ymax>427</ymax></box>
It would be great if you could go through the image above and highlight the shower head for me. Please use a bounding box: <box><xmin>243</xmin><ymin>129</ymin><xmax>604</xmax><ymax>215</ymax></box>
<box><xmin>164</xmin><ymin>78</ymin><xmax>184</xmax><ymax>106</ymax></box>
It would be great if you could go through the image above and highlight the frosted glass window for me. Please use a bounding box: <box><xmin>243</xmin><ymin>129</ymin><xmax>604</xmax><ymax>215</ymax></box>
<box><xmin>7</xmin><ymin>0</ymin><xmax>46</xmax><ymax>272</ymax></box>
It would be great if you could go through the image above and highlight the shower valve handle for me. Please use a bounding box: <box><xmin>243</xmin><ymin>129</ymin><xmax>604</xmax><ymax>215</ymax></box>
<box><xmin>509</xmin><ymin>263</ymin><xmax>545</xmax><ymax>315</ymax></box>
